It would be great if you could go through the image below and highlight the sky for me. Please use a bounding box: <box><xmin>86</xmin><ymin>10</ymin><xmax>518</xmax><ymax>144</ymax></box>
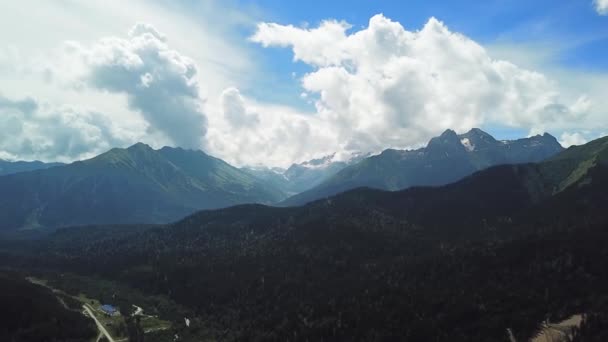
<box><xmin>0</xmin><ymin>0</ymin><xmax>606</xmax><ymax>167</ymax></box>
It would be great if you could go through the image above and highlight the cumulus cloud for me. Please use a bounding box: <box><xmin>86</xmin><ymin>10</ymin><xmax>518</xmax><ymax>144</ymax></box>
<box><xmin>220</xmin><ymin>87</ymin><xmax>259</xmax><ymax>128</ymax></box>
<box><xmin>71</xmin><ymin>23</ymin><xmax>207</xmax><ymax>149</ymax></box>
<box><xmin>206</xmin><ymin>96</ymin><xmax>336</xmax><ymax>167</ymax></box>
<box><xmin>0</xmin><ymin>94</ymin><xmax>38</xmax><ymax>115</ymax></box>
<box><xmin>559</xmin><ymin>132</ymin><xmax>588</xmax><ymax>147</ymax></box>
<box><xmin>0</xmin><ymin>94</ymin><xmax>127</xmax><ymax>161</ymax></box>
<box><xmin>250</xmin><ymin>14</ymin><xmax>591</xmax><ymax>155</ymax></box>
<box><xmin>595</xmin><ymin>0</ymin><xmax>608</xmax><ymax>15</ymax></box>
<box><xmin>0</xmin><ymin>12</ymin><xmax>600</xmax><ymax>168</ymax></box>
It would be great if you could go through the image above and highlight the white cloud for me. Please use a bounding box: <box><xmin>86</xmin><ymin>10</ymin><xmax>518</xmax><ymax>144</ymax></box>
<box><xmin>0</xmin><ymin>0</ymin><xmax>256</xmax><ymax>159</ymax></box>
<box><xmin>0</xmin><ymin>94</ymin><xmax>128</xmax><ymax>162</ymax></box>
<box><xmin>251</xmin><ymin>15</ymin><xmax>591</xmax><ymax>156</ymax></box>
<box><xmin>488</xmin><ymin>40</ymin><xmax>608</xmax><ymax>137</ymax></box>
<box><xmin>206</xmin><ymin>94</ymin><xmax>337</xmax><ymax>167</ymax></box>
<box><xmin>70</xmin><ymin>23</ymin><xmax>207</xmax><ymax>149</ymax></box>
<box><xmin>0</xmin><ymin>5</ymin><xmax>605</xmax><ymax>168</ymax></box>
<box><xmin>559</xmin><ymin>132</ymin><xmax>588</xmax><ymax>147</ymax></box>
<box><xmin>221</xmin><ymin>87</ymin><xmax>260</xmax><ymax>128</ymax></box>
<box><xmin>595</xmin><ymin>0</ymin><xmax>608</xmax><ymax>15</ymax></box>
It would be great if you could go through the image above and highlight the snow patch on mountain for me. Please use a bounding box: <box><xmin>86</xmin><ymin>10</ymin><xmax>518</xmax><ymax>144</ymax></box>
<box><xmin>460</xmin><ymin>138</ymin><xmax>475</xmax><ymax>152</ymax></box>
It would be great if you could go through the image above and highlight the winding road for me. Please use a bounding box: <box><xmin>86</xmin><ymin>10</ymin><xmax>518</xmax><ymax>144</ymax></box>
<box><xmin>83</xmin><ymin>304</ymin><xmax>115</xmax><ymax>342</ymax></box>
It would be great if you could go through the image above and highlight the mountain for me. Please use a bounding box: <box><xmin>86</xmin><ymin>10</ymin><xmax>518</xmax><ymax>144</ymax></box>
<box><xmin>3</xmin><ymin>136</ymin><xmax>608</xmax><ymax>341</ymax></box>
<box><xmin>0</xmin><ymin>159</ymin><xmax>63</xmax><ymax>176</ymax></box>
<box><xmin>282</xmin><ymin>128</ymin><xmax>564</xmax><ymax>206</ymax></box>
<box><xmin>0</xmin><ymin>143</ymin><xmax>286</xmax><ymax>230</ymax></box>
<box><xmin>240</xmin><ymin>166</ymin><xmax>290</xmax><ymax>193</ymax></box>
<box><xmin>242</xmin><ymin>152</ymin><xmax>369</xmax><ymax>195</ymax></box>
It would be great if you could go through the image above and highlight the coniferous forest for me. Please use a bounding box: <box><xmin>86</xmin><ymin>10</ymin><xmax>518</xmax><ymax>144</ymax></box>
<box><xmin>2</xmin><ymin>137</ymin><xmax>608</xmax><ymax>341</ymax></box>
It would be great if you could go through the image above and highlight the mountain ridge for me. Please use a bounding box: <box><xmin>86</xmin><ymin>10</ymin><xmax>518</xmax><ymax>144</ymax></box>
<box><xmin>0</xmin><ymin>159</ymin><xmax>64</xmax><ymax>176</ymax></box>
<box><xmin>242</xmin><ymin>151</ymin><xmax>370</xmax><ymax>195</ymax></box>
<box><xmin>0</xmin><ymin>143</ymin><xmax>286</xmax><ymax>230</ymax></box>
<box><xmin>281</xmin><ymin>128</ymin><xmax>564</xmax><ymax>206</ymax></box>
<box><xmin>5</xmin><ymin>135</ymin><xmax>607</xmax><ymax>341</ymax></box>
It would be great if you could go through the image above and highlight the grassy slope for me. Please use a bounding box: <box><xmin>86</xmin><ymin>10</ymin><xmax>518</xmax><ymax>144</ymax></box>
<box><xmin>0</xmin><ymin>144</ymin><xmax>286</xmax><ymax>230</ymax></box>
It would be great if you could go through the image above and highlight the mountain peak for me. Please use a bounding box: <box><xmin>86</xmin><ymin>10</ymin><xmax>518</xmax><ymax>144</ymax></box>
<box><xmin>541</xmin><ymin>132</ymin><xmax>559</xmax><ymax>141</ymax></box>
<box><xmin>465</xmin><ymin>128</ymin><xmax>493</xmax><ymax>138</ymax></box>
<box><xmin>523</xmin><ymin>133</ymin><xmax>562</xmax><ymax>149</ymax></box>
<box><xmin>426</xmin><ymin>129</ymin><xmax>467</xmax><ymax>156</ymax></box>
<box><xmin>440</xmin><ymin>129</ymin><xmax>458</xmax><ymax>138</ymax></box>
<box><xmin>127</xmin><ymin>142</ymin><xmax>154</xmax><ymax>151</ymax></box>
<box><xmin>429</xmin><ymin>129</ymin><xmax>461</xmax><ymax>146</ymax></box>
<box><xmin>458</xmin><ymin>128</ymin><xmax>499</xmax><ymax>151</ymax></box>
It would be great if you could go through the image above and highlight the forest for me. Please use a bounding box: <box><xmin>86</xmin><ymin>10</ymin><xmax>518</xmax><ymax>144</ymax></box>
<box><xmin>0</xmin><ymin>272</ymin><xmax>96</xmax><ymax>342</ymax></box>
<box><xmin>1</xmin><ymin>139</ymin><xmax>608</xmax><ymax>341</ymax></box>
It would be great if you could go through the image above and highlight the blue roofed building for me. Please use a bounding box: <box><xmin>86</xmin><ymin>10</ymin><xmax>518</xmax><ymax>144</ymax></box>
<box><xmin>100</xmin><ymin>304</ymin><xmax>119</xmax><ymax>316</ymax></box>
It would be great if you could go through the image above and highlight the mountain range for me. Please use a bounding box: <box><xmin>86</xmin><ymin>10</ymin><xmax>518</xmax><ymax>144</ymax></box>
<box><xmin>0</xmin><ymin>143</ymin><xmax>285</xmax><ymax>230</ymax></box>
<box><xmin>0</xmin><ymin>129</ymin><xmax>565</xmax><ymax>231</ymax></box>
<box><xmin>282</xmin><ymin>128</ymin><xmax>564</xmax><ymax>206</ymax></box>
<box><xmin>242</xmin><ymin>152</ymin><xmax>369</xmax><ymax>196</ymax></box>
<box><xmin>3</xmin><ymin>135</ymin><xmax>607</xmax><ymax>341</ymax></box>
<box><xmin>0</xmin><ymin>159</ymin><xmax>64</xmax><ymax>176</ymax></box>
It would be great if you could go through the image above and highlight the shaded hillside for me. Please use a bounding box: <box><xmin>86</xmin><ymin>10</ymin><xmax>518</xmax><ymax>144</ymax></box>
<box><xmin>0</xmin><ymin>143</ymin><xmax>285</xmax><ymax>230</ymax></box>
<box><xmin>2</xmin><ymin>136</ymin><xmax>607</xmax><ymax>340</ymax></box>
<box><xmin>0</xmin><ymin>272</ymin><xmax>96</xmax><ymax>342</ymax></box>
<box><xmin>0</xmin><ymin>159</ymin><xmax>63</xmax><ymax>176</ymax></box>
<box><xmin>283</xmin><ymin>128</ymin><xmax>563</xmax><ymax>206</ymax></box>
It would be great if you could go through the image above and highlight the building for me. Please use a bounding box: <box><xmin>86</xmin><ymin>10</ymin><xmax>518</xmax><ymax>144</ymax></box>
<box><xmin>100</xmin><ymin>304</ymin><xmax>119</xmax><ymax>316</ymax></box>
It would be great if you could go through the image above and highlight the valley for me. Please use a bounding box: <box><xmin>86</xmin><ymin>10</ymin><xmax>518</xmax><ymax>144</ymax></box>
<box><xmin>1</xmin><ymin>136</ymin><xmax>607</xmax><ymax>340</ymax></box>
<box><xmin>2</xmin><ymin>2</ymin><xmax>607</xmax><ymax>340</ymax></box>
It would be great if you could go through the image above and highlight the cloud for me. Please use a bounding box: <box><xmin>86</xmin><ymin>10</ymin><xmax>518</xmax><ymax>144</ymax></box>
<box><xmin>70</xmin><ymin>23</ymin><xmax>207</xmax><ymax>149</ymax></box>
<box><xmin>0</xmin><ymin>6</ymin><xmax>603</xmax><ymax>168</ymax></box>
<box><xmin>206</xmin><ymin>94</ymin><xmax>337</xmax><ymax>167</ymax></box>
<box><xmin>250</xmin><ymin>14</ymin><xmax>591</xmax><ymax>156</ymax></box>
<box><xmin>0</xmin><ymin>0</ymin><xmax>262</xmax><ymax>164</ymax></box>
<box><xmin>0</xmin><ymin>94</ymin><xmax>127</xmax><ymax>162</ymax></box>
<box><xmin>595</xmin><ymin>0</ymin><xmax>608</xmax><ymax>15</ymax></box>
<box><xmin>0</xmin><ymin>94</ymin><xmax>38</xmax><ymax>115</ymax></box>
<box><xmin>559</xmin><ymin>132</ymin><xmax>588</xmax><ymax>147</ymax></box>
<box><xmin>220</xmin><ymin>87</ymin><xmax>259</xmax><ymax>128</ymax></box>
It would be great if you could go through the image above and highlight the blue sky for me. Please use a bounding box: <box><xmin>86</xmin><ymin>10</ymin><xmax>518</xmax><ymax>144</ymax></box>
<box><xmin>244</xmin><ymin>0</ymin><xmax>608</xmax><ymax>61</ymax></box>
<box><xmin>244</xmin><ymin>0</ymin><xmax>608</xmax><ymax>94</ymax></box>
<box><xmin>0</xmin><ymin>0</ymin><xmax>606</xmax><ymax>166</ymax></box>
<box><xmin>238</xmin><ymin>0</ymin><xmax>608</xmax><ymax>141</ymax></box>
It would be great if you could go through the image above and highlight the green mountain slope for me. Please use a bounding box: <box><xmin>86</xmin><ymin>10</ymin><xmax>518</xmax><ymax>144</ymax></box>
<box><xmin>3</xmin><ymin>136</ymin><xmax>607</xmax><ymax>341</ymax></box>
<box><xmin>0</xmin><ymin>159</ymin><xmax>64</xmax><ymax>176</ymax></box>
<box><xmin>282</xmin><ymin>128</ymin><xmax>564</xmax><ymax>206</ymax></box>
<box><xmin>0</xmin><ymin>143</ymin><xmax>286</xmax><ymax>230</ymax></box>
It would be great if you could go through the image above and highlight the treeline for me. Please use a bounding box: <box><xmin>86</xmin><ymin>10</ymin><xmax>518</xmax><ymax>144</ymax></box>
<box><xmin>6</xmin><ymin>213</ymin><xmax>608</xmax><ymax>341</ymax></box>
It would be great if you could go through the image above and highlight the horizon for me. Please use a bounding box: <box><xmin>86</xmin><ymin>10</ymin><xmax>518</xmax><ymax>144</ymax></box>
<box><xmin>2</xmin><ymin>3</ymin><xmax>608</xmax><ymax>340</ymax></box>
<box><xmin>1</xmin><ymin>1</ymin><xmax>606</xmax><ymax>168</ymax></box>
<box><xmin>0</xmin><ymin>127</ymin><xmax>574</xmax><ymax>166</ymax></box>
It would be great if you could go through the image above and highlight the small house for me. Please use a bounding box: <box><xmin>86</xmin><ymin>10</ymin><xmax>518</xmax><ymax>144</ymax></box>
<box><xmin>100</xmin><ymin>304</ymin><xmax>119</xmax><ymax>316</ymax></box>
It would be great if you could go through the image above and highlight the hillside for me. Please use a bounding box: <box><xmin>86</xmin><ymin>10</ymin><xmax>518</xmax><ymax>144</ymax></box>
<box><xmin>0</xmin><ymin>272</ymin><xmax>97</xmax><ymax>342</ymax></box>
<box><xmin>0</xmin><ymin>143</ymin><xmax>285</xmax><ymax>230</ymax></box>
<box><xmin>283</xmin><ymin>128</ymin><xmax>564</xmax><ymax>206</ymax></box>
<box><xmin>2</xmin><ymin>136</ymin><xmax>607</xmax><ymax>341</ymax></box>
<box><xmin>242</xmin><ymin>152</ymin><xmax>369</xmax><ymax>196</ymax></box>
<box><xmin>0</xmin><ymin>159</ymin><xmax>63</xmax><ymax>176</ymax></box>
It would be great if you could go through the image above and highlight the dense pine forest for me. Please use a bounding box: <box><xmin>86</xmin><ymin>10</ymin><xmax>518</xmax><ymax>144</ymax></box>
<box><xmin>0</xmin><ymin>272</ymin><xmax>96</xmax><ymax>341</ymax></box>
<box><xmin>1</xmin><ymin>138</ymin><xmax>608</xmax><ymax>341</ymax></box>
<box><xmin>2</xmin><ymin>0</ymin><xmax>607</xmax><ymax>340</ymax></box>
